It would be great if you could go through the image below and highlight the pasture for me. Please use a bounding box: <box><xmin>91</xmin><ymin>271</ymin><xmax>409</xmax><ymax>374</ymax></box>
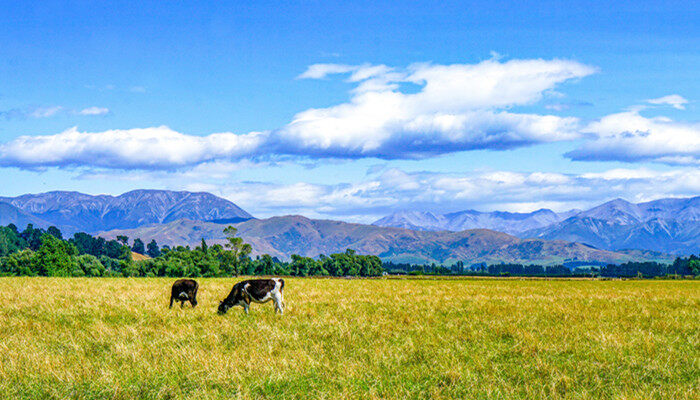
<box><xmin>0</xmin><ymin>277</ymin><xmax>698</xmax><ymax>399</ymax></box>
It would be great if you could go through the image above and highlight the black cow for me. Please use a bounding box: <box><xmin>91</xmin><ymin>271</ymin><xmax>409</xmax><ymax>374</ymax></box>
<box><xmin>169</xmin><ymin>279</ymin><xmax>199</xmax><ymax>309</ymax></box>
<box><xmin>218</xmin><ymin>278</ymin><xmax>285</xmax><ymax>315</ymax></box>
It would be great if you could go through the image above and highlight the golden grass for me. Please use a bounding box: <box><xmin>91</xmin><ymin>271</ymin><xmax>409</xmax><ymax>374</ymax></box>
<box><xmin>0</xmin><ymin>277</ymin><xmax>698</xmax><ymax>399</ymax></box>
<box><xmin>130</xmin><ymin>252</ymin><xmax>151</xmax><ymax>261</ymax></box>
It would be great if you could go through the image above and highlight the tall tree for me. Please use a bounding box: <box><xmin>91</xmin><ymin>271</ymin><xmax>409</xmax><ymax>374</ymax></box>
<box><xmin>147</xmin><ymin>239</ymin><xmax>161</xmax><ymax>258</ymax></box>
<box><xmin>131</xmin><ymin>238</ymin><xmax>145</xmax><ymax>254</ymax></box>
<box><xmin>46</xmin><ymin>226</ymin><xmax>63</xmax><ymax>240</ymax></box>
<box><xmin>21</xmin><ymin>224</ymin><xmax>44</xmax><ymax>251</ymax></box>
<box><xmin>116</xmin><ymin>235</ymin><xmax>129</xmax><ymax>246</ymax></box>
<box><xmin>223</xmin><ymin>226</ymin><xmax>252</xmax><ymax>275</ymax></box>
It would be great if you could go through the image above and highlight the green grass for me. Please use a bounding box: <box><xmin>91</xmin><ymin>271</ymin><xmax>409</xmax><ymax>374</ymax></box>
<box><xmin>0</xmin><ymin>277</ymin><xmax>698</xmax><ymax>399</ymax></box>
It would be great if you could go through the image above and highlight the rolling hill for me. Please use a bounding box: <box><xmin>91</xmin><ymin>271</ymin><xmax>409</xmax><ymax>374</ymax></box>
<box><xmin>99</xmin><ymin>216</ymin><xmax>671</xmax><ymax>265</ymax></box>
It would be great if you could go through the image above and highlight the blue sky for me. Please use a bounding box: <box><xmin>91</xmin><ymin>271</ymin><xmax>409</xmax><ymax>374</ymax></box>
<box><xmin>0</xmin><ymin>0</ymin><xmax>698</xmax><ymax>221</ymax></box>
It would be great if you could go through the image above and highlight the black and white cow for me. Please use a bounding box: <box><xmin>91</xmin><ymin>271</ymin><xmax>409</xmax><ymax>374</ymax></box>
<box><xmin>218</xmin><ymin>278</ymin><xmax>285</xmax><ymax>315</ymax></box>
<box><xmin>169</xmin><ymin>279</ymin><xmax>199</xmax><ymax>309</ymax></box>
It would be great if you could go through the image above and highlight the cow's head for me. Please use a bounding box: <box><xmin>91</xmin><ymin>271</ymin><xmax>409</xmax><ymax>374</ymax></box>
<box><xmin>217</xmin><ymin>300</ymin><xmax>230</xmax><ymax>315</ymax></box>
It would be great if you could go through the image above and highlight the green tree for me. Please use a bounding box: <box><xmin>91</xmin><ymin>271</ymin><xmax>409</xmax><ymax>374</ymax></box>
<box><xmin>33</xmin><ymin>234</ymin><xmax>78</xmax><ymax>276</ymax></box>
<box><xmin>104</xmin><ymin>240</ymin><xmax>128</xmax><ymax>259</ymax></box>
<box><xmin>0</xmin><ymin>226</ymin><xmax>22</xmax><ymax>257</ymax></box>
<box><xmin>116</xmin><ymin>235</ymin><xmax>129</xmax><ymax>246</ymax></box>
<box><xmin>146</xmin><ymin>239</ymin><xmax>160</xmax><ymax>258</ymax></box>
<box><xmin>21</xmin><ymin>224</ymin><xmax>44</xmax><ymax>251</ymax></box>
<box><xmin>689</xmin><ymin>259</ymin><xmax>700</xmax><ymax>275</ymax></box>
<box><xmin>47</xmin><ymin>226</ymin><xmax>63</xmax><ymax>240</ymax></box>
<box><xmin>75</xmin><ymin>254</ymin><xmax>106</xmax><ymax>277</ymax></box>
<box><xmin>131</xmin><ymin>238</ymin><xmax>145</xmax><ymax>254</ymax></box>
<box><xmin>0</xmin><ymin>250</ymin><xmax>35</xmax><ymax>276</ymax></box>
<box><xmin>223</xmin><ymin>226</ymin><xmax>252</xmax><ymax>275</ymax></box>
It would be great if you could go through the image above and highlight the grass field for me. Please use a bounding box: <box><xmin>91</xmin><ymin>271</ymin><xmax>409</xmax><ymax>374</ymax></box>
<box><xmin>0</xmin><ymin>277</ymin><xmax>698</xmax><ymax>399</ymax></box>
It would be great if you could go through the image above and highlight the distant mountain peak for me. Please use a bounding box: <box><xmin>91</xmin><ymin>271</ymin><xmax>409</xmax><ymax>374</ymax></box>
<box><xmin>374</xmin><ymin>207</ymin><xmax>569</xmax><ymax>234</ymax></box>
<box><xmin>0</xmin><ymin>189</ymin><xmax>253</xmax><ymax>234</ymax></box>
<box><xmin>525</xmin><ymin>196</ymin><xmax>699</xmax><ymax>254</ymax></box>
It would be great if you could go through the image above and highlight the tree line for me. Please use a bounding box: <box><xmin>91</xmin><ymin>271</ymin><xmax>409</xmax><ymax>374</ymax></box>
<box><xmin>0</xmin><ymin>224</ymin><xmax>383</xmax><ymax>277</ymax></box>
<box><xmin>1</xmin><ymin>223</ymin><xmax>696</xmax><ymax>278</ymax></box>
<box><xmin>383</xmin><ymin>257</ymin><xmax>700</xmax><ymax>278</ymax></box>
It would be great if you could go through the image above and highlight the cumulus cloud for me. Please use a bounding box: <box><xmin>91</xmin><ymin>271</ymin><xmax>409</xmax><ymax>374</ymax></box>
<box><xmin>0</xmin><ymin>126</ymin><xmax>265</xmax><ymax>169</ymax></box>
<box><xmin>275</xmin><ymin>58</ymin><xmax>595</xmax><ymax>158</ymax></box>
<box><xmin>0</xmin><ymin>57</ymin><xmax>596</xmax><ymax>170</ymax></box>
<box><xmin>647</xmin><ymin>94</ymin><xmax>688</xmax><ymax>110</ymax></box>
<box><xmin>566</xmin><ymin>110</ymin><xmax>700</xmax><ymax>166</ymax></box>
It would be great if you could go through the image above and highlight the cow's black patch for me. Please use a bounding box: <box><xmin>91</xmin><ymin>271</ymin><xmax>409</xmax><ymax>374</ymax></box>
<box><xmin>170</xmin><ymin>279</ymin><xmax>199</xmax><ymax>309</ymax></box>
<box><xmin>218</xmin><ymin>279</ymin><xmax>282</xmax><ymax>314</ymax></box>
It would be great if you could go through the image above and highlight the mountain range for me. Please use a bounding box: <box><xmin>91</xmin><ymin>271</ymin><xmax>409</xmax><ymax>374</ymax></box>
<box><xmin>0</xmin><ymin>189</ymin><xmax>696</xmax><ymax>263</ymax></box>
<box><xmin>373</xmin><ymin>209</ymin><xmax>581</xmax><ymax>234</ymax></box>
<box><xmin>99</xmin><ymin>216</ymin><xmax>669</xmax><ymax>265</ymax></box>
<box><xmin>0</xmin><ymin>190</ymin><xmax>253</xmax><ymax>234</ymax></box>
<box><xmin>524</xmin><ymin>197</ymin><xmax>700</xmax><ymax>254</ymax></box>
<box><xmin>374</xmin><ymin>197</ymin><xmax>699</xmax><ymax>255</ymax></box>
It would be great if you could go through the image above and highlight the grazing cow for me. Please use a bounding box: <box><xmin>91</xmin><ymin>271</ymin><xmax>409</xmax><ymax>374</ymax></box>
<box><xmin>169</xmin><ymin>279</ymin><xmax>199</xmax><ymax>309</ymax></box>
<box><xmin>218</xmin><ymin>278</ymin><xmax>285</xmax><ymax>315</ymax></box>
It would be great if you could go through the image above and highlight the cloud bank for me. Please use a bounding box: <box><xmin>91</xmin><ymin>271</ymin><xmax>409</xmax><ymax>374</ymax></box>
<box><xmin>0</xmin><ymin>127</ymin><xmax>265</xmax><ymax>169</ymax></box>
<box><xmin>566</xmin><ymin>111</ymin><xmax>700</xmax><ymax>166</ymax></box>
<box><xmin>0</xmin><ymin>59</ymin><xmax>695</xmax><ymax>170</ymax></box>
<box><xmin>180</xmin><ymin>167</ymin><xmax>700</xmax><ymax>221</ymax></box>
<box><xmin>0</xmin><ymin>58</ymin><xmax>595</xmax><ymax>170</ymax></box>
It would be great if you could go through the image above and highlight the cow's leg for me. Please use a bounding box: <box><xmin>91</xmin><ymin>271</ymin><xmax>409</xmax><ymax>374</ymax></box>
<box><xmin>180</xmin><ymin>300</ymin><xmax>185</xmax><ymax>309</ymax></box>
<box><xmin>273</xmin><ymin>293</ymin><xmax>284</xmax><ymax>315</ymax></box>
<box><xmin>169</xmin><ymin>295</ymin><xmax>174</xmax><ymax>309</ymax></box>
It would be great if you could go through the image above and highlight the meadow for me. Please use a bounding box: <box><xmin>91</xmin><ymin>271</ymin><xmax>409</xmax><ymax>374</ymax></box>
<box><xmin>0</xmin><ymin>277</ymin><xmax>697</xmax><ymax>399</ymax></box>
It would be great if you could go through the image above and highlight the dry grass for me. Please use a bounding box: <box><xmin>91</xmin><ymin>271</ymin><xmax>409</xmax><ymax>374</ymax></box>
<box><xmin>0</xmin><ymin>277</ymin><xmax>698</xmax><ymax>399</ymax></box>
<box><xmin>130</xmin><ymin>252</ymin><xmax>151</xmax><ymax>261</ymax></box>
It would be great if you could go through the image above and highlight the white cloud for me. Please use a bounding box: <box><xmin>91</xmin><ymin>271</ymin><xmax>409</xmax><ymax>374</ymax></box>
<box><xmin>239</xmin><ymin>167</ymin><xmax>700</xmax><ymax>221</ymax></box>
<box><xmin>566</xmin><ymin>110</ymin><xmax>700</xmax><ymax>166</ymax></box>
<box><xmin>28</xmin><ymin>106</ymin><xmax>63</xmax><ymax>118</ymax></box>
<box><xmin>1</xmin><ymin>105</ymin><xmax>111</xmax><ymax>119</ymax></box>
<box><xmin>0</xmin><ymin>126</ymin><xmax>265</xmax><ymax>169</ymax></box>
<box><xmin>72</xmin><ymin>162</ymin><xmax>700</xmax><ymax>223</ymax></box>
<box><xmin>78</xmin><ymin>107</ymin><xmax>109</xmax><ymax>116</ymax></box>
<box><xmin>0</xmin><ymin>57</ymin><xmax>596</xmax><ymax>170</ymax></box>
<box><xmin>277</xmin><ymin>58</ymin><xmax>595</xmax><ymax>158</ymax></box>
<box><xmin>297</xmin><ymin>63</ymin><xmax>359</xmax><ymax>79</ymax></box>
<box><xmin>647</xmin><ymin>94</ymin><xmax>688</xmax><ymax>110</ymax></box>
